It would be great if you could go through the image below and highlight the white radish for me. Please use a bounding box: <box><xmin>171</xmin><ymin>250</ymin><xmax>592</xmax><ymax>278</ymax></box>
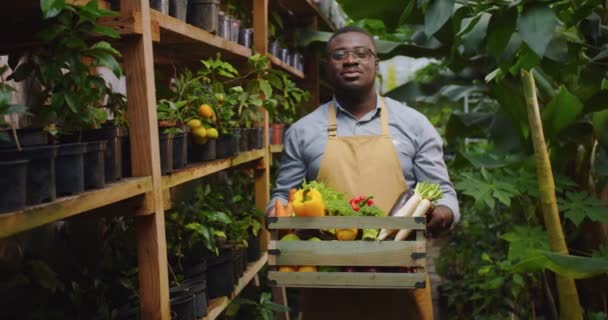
<box><xmin>377</xmin><ymin>193</ymin><xmax>421</xmax><ymax>240</ymax></box>
<box><xmin>394</xmin><ymin>199</ymin><xmax>431</xmax><ymax>241</ymax></box>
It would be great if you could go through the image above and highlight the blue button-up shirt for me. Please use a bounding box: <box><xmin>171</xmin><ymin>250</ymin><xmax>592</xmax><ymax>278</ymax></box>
<box><xmin>268</xmin><ymin>94</ymin><xmax>460</xmax><ymax>226</ymax></box>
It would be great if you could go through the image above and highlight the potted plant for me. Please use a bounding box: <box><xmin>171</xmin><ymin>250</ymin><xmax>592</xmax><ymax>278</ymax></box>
<box><xmin>197</xmin><ymin>55</ymin><xmax>241</xmax><ymax>158</ymax></box>
<box><xmin>157</xmin><ymin>98</ymin><xmax>186</xmax><ymax>174</ymax></box>
<box><xmin>224</xmin><ymin>292</ymin><xmax>290</xmax><ymax>320</ymax></box>
<box><xmin>9</xmin><ymin>0</ymin><xmax>123</xmax><ymax>195</ymax></box>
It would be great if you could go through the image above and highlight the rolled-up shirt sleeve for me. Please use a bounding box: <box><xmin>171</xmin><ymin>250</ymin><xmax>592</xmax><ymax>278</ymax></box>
<box><xmin>265</xmin><ymin>126</ymin><xmax>307</xmax><ymax>214</ymax></box>
<box><xmin>413</xmin><ymin>121</ymin><xmax>460</xmax><ymax>227</ymax></box>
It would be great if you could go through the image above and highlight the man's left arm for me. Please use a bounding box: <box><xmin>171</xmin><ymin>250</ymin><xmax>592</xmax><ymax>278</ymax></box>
<box><xmin>413</xmin><ymin>121</ymin><xmax>460</xmax><ymax>235</ymax></box>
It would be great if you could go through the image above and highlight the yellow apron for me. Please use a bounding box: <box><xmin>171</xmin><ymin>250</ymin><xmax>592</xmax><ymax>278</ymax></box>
<box><xmin>299</xmin><ymin>99</ymin><xmax>434</xmax><ymax>320</ymax></box>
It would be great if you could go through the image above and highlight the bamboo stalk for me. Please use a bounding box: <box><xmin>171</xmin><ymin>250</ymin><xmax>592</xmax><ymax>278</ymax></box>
<box><xmin>521</xmin><ymin>69</ymin><xmax>583</xmax><ymax>320</ymax></box>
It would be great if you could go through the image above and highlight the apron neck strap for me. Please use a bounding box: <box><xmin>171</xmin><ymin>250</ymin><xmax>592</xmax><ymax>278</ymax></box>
<box><xmin>328</xmin><ymin>98</ymin><xmax>390</xmax><ymax>137</ymax></box>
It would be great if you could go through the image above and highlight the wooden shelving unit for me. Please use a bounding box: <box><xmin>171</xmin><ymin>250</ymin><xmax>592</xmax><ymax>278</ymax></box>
<box><xmin>203</xmin><ymin>252</ymin><xmax>269</xmax><ymax>320</ymax></box>
<box><xmin>0</xmin><ymin>0</ymin><xmax>332</xmax><ymax>319</ymax></box>
<box><xmin>162</xmin><ymin>150</ymin><xmax>265</xmax><ymax>189</ymax></box>
<box><xmin>0</xmin><ymin>177</ymin><xmax>152</xmax><ymax>238</ymax></box>
<box><xmin>268</xmin><ymin>54</ymin><xmax>305</xmax><ymax>79</ymax></box>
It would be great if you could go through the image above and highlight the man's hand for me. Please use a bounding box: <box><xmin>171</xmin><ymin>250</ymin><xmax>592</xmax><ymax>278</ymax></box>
<box><xmin>425</xmin><ymin>205</ymin><xmax>453</xmax><ymax>237</ymax></box>
<box><xmin>267</xmin><ymin>207</ymin><xmax>276</xmax><ymax>217</ymax></box>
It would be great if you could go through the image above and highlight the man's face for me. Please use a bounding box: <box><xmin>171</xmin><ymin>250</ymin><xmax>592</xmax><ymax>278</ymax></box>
<box><xmin>326</xmin><ymin>32</ymin><xmax>378</xmax><ymax>92</ymax></box>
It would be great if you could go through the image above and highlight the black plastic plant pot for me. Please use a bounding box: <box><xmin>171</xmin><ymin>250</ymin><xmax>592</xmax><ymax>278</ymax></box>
<box><xmin>206</xmin><ymin>250</ymin><xmax>235</xmax><ymax>299</ymax></box>
<box><xmin>0</xmin><ymin>145</ymin><xmax>58</xmax><ymax>205</ymax></box>
<box><xmin>150</xmin><ymin>0</ymin><xmax>169</xmax><ymax>14</ymax></box>
<box><xmin>170</xmin><ymin>293</ymin><xmax>196</xmax><ymax>320</ymax></box>
<box><xmin>122</xmin><ymin>135</ymin><xmax>132</xmax><ymax>178</ymax></box>
<box><xmin>191</xmin><ymin>139</ymin><xmax>216</xmax><ymax>162</ymax></box>
<box><xmin>216</xmin><ymin>134</ymin><xmax>238</xmax><ymax>159</ymax></box>
<box><xmin>237</xmin><ymin>128</ymin><xmax>249</xmax><ymax>152</ymax></box>
<box><xmin>183</xmin><ymin>260</ymin><xmax>207</xmax><ymax>281</ymax></box>
<box><xmin>169</xmin><ymin>0</ymin><xmax>188</xmax><ymax>21</ymax></box>
<box><xmin>176</xmin><ymin>279</ymin><xmax>208</xmax><ymax>318</ymax></box>
<box><xmin>0</xmin><ymin>128</ymin><xmax>48</xmax><ymax>149</ymax></box>
<box><xmin>249</xmin><ymin>127</ymin><xmax>264</xmax><ymax>149</ymax></box>
<box><xmin>238</xmin><ymin>28</ymin><xmax>253</xmax><ymax>48</ymax></box>
<box><xmin>159</xmin><ymin>132</ymin><xmax>174</xmax><ymax>175</ymax></box>
<box><xmin>247</xmin><ymin>232</ymin><xmax>261</xmax><ymax>262</ymax></box>
<box><xmin>84</xmin><ymin>141</ymin><xmax>107</xmax><ymax>190</ymax></box>
<box><xmin>240</xmin><ymin>246</ymin><xmax>248</xmax><ymax>273</ymax></box>
<box><xmin>187</xmin><ymin>0</ymin><xmax>219</xmax><ymax>33</ymax></box>
<box><xmin>55</xmin><ymin>143</ymin><xmax>87</xmax><ymax>196</ymax></box>
<box><xmin>231</xmin><ymin>249</ymin><xmax>243</xmax><ymax>285</ymax></box>
<box><xmin>0</xmin><ymin>160</ymin><xmax>28</xmax><ymax>214</ymax></box>
<box><xmin>172</xmin><ymin>132</ymin><xmax>187</xmax><ymax>170</ymax></box>
<box><xmin>82</xmin><ymin>126</ymin><xmax>124</xmax><ymax>183</ymax></box>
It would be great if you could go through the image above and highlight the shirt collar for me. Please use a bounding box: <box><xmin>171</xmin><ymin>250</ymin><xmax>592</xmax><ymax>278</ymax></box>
<box><xmin>332</xmin><ymin>92</ymin><xmax>383</xmax><ymax>120</ymax></box>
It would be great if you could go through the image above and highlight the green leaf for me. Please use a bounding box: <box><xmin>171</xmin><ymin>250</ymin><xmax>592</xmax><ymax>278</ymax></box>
<box><xmin>93</xmin><ymin>25</ymin><xmax>120</xmax><ymax>38</ymax></box>
<box><xmin>512</xmin><ymin>250</ymin><xmax>608</xmax><ymax>279</ymax></box>
<box><xmin>398</xmin><ymin>0</ymin><xmax>416</xmax><ymax>26</ymax></box>
<box><xmin>87</xmin><ymin>50</ymin><xmax>122</xmax><ymax>77</ymax></box>
<box><xmin>64</xmin><ymin>93</ymin><xmax>78</xmax><ymax>113</ymax></box>
<box><xmin>501</xmin><ymin>225</ymin><xmax>549</xmax><ymax>261</ymax></box>
<box><xmin>424</xmin><ymin>0</ymin><xmax>454</xmax><ymax>37</ymax></box>
<box><xmin>541</xmin><ymin>86</ymin><xmax>583</xmax><ymax>139</ymax></box>
<box><xmin>517</xmin><ymin>4</ymin><xmax>558</xmax><ymax>58</ymax></box>
<box><xmin>558</xmin><ymin>191</ymin><xmax>608</xmax><ymax>226</ymax></box>
<box><xmin>486</xmin><ymin>8</ymin><xmax>517</xmax><ymax>60</ymax></box>
<box><xmin>593</xmin><ymin>110</ymin><xmax>608</xmax><ymax>149</ymax></box>
<box><xmin>259</xmin><ymin>79</ymin><xmax>272</xmax><ymax>99</ymax></box>
<box><xmin>459</xmin><ymin>12</ymin><xmax>491</xmax><ymax>56</ymax></box>
<box><xmin>41</xmin><ymin>0</ymin><xmax>66</xmax><ymax>19</ymax></box>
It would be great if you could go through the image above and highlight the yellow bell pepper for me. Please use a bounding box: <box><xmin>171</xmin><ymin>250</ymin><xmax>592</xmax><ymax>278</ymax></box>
<box><xmin>293</xmin><ymin>187</ymin><xmax>325</xmax><ymax>217</ymax></box>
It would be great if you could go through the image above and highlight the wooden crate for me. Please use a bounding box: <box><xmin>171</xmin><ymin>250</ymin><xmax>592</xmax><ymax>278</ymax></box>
<box><xmin>266</xmin><ymin>216</ymin><xmax>427</xmax><ymax>289</ymax></box>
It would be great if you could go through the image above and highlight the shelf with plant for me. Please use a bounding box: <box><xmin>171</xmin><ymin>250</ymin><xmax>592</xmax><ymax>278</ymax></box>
<box><xmin>149</xmin><ymin>9</ymin><xmax>252</xmax><ymax>64</ymax></box>
<box><xmin>165</xmin><ymin>172</ymin><xmax>267</xmax><ymax>319</ymax></box>
<box><xmin>269</xmin><ymin>0</ymin><xmax>337</xmax><ymax>32</ymax></box>
<box><xmin>0</xmin><ymin>1</ymin><xmax>148</xmax><ymax>227</ymax></box>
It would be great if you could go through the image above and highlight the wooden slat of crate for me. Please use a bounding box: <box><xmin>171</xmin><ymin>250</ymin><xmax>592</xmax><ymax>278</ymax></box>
<box><xmin>267</xmin><ymin>271</ymin><xmax>426</xmax><ymax>289</ymax></box>
<box><xmin>267</xmin><ymin>240</ymin><xmax>426</xmax><ymax>267</ymax></box>
<box><xmin>267</xmin><ymin>216</ymin><xmax>426</xmax><ymax>230</ymax></box>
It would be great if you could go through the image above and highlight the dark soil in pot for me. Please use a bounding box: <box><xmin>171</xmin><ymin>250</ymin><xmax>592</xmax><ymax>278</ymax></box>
<box><xmin>216</xmin><ymin>134</ymin><xmax>238</xmax><ymax>159</ymax></box>
<box><xmin>187</xmin><ymin>0</ymin><xmax>219</xmax><ymax>32</ymax></box>
<box><xmin>0</xmin><ymin>128</ymin><xmax>48</xmax><ymax>149</ymax></box>
<box><xmin>159</xmin><ymin>132</ymin><xmax>174</xmax><ymax>175</ymax></box>
<box><xmin>0</xmin><ymin>145</ymin><xmax>57</xmax><ymax>205</ymax></box>
<box><xmin>206</xmin><ymin>250</ymin><xmax>235</xmax><ymax>299</ymax></box>
<box><xmin>170</xmin><ymin>293</ymin><xmax>196</xmax><ymax>320</ymax></box>
<box><xmin>84</xmin><ymin>141</ymin><xmax>107</xmax><ymax>190</ymax></box>
<box><xmin>82</xmin><ymin>126</ymin><xmax>124</xmax><ymax>182</ymax></box>
<box><xmin>169</xmin><ymin>0</ymin><xmax>188</xmax><ymax>21</ymax></box>
<box><xmin>172</xmin><ymin>132</ymin><xmax>187</xmax><ymax>170</ymax></box>
<box><xmin>247</xmin><ymin>232</ymin><xmax>261</xmax><ymax>262</ymax></box>
<box><xmin>55</xmin><ymin>143</ymin><xmax>86</xmax><ymax>196</ymax></box>
<box><xmin>0</xmin><ymin>160</ymin><xmax>28</xmax><ymax>214</ymax></box>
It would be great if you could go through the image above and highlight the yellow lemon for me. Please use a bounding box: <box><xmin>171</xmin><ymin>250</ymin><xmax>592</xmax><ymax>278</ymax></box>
<box><xmin>336</xmin><ymin>228</ymin><xmax>359</xmax><ymax>241</ymax></box>
<box><xmin>278</xmin><ymin>266</ymin><xmax>298</xmax><ymax>272</ymax></box>
<box><xmin>298</xmin><ymin>266</ymin><xmax>317</xmax><ymax>272</ymax></box>
<box><xmin>192</xmin><ymin>127</ymin><xmax>207</xmax><ymax>138</ymax></box>
<box><xmin>186</xmin><ymin>119</ymin><xmax>202</xmax><ymax>129</ymax></box>
<box><xmin>206</xmin><ymin>127</ymin><xmax>219</xmax><ymax>139</ymax></box>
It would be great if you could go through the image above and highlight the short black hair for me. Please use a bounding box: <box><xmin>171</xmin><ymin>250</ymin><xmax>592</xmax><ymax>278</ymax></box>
<box><xmin>325</xmin><ymin>26</ymin><xmax>377</xmax><ymax>55</ymax></box>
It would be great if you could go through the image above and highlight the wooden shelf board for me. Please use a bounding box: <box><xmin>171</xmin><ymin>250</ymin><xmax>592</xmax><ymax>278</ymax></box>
<box><xmin>162</xmin><ymin>149</ymin><xmax>265</xmax><ymax>189</ymax></box>
<box><xmin>268</xmin><ymin>54</ymin><xmax>304</xmax><ymax>79</ymax></box>
<box><xmin>203</xmin><ymin>252</ymin><xmax>268</xmax><ymax>320</ymax></box>
<box><xmin>150</xmin><ymin>9</ymin><xmax>252</xmax><ymax>62</ymax></box>
<box><xmin>0</xmin><ymin>176</ymin><xmax>153</xmax><ymax>238</ymax></box>
<box><xmin>270</xmin><ymin>144</ymin><xmax>284</xmax><ymax>154</ymax></box>
<box><xmin>270</xmin><ymin>0</ymin><xmax>336</xmax><ymax>31</ymax></box>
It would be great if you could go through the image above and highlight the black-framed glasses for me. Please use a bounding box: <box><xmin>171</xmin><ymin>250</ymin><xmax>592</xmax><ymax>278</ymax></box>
<box><xmin>330</xmin><ymin>47</ymin><xmax>376</xmax><ymax>61</ymax></box>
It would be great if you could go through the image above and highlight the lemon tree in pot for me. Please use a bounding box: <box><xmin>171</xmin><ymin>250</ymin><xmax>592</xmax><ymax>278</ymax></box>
<box><xmin>7</xmin><ymin>0</ymin><xmax>123</xmax><ymax>195</ymax></box>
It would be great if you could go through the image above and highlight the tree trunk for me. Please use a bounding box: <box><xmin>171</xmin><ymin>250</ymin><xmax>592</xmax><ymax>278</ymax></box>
<box><xmin>521</xmin><ymin>69</ymin><xmax>583</xmax><ymax>320</ymax></box>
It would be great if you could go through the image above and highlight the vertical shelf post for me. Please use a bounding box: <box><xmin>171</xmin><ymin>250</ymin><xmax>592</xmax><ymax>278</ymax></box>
<box><xmin>120</xmin><ymin>0</ymin><xmax>170</xmax><ymax>319</ymax></box>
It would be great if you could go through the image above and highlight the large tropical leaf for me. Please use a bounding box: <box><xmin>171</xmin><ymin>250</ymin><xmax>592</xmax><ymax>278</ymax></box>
<box><xmin>511</xmin><ymin>250</ymin><xmax>608</xmax><ymax>279</ymax></box>
<box><xmin>424</xmin><ymin>0</ymin><xmax>454</xmax><ymax>38</ymax></box>
<box><xmin>592</xmin><ymin>109</ymin><xmax>608</xmax><ymax>148</ymax></box>
<box><xmin>501</xmin><ymin>225</ymin><xmax>549</xmax><ymax>261</ymax></box>
<box><xmin>338</xmin><ymin>0</ymin><xmax>410</xmax><ymax>29</ymax></box>
<box><xmin>517</xmin><ymin>4</ymin><xmax>558</xmax><ymax>58</ymax></box>
<box><xmin>541</xmin><ymin>86</ymin><xmax>583</xmax><ymax>140</ymax></box>
<box><xmin>486</xmin><ymin>8</ymin><xmax>517</xmax><ymax>60</ymax></box>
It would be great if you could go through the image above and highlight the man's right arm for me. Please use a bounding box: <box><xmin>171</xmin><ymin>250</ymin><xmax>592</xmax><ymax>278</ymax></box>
<box><xmin>266</xmin><ymin>126</ymin><xmax>307</xmax><ymax>215</ymax></box>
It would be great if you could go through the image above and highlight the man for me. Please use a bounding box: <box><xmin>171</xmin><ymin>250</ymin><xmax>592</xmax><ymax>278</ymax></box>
<box><xmin>267</xmin><ymin>26</ymin><xmax>459</xmax><ymax>319</ymax></box>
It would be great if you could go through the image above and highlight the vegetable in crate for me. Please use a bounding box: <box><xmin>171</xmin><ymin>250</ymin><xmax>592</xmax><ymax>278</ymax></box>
<box><xmin>377</xmin><ymin>181</ymin><xmax>443</xmax><ymax>240</ymax></box>
<box><xmin>292</xmin><ymin>187</ymin><xmax>325</xmax><ymax>217</ymax></box>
